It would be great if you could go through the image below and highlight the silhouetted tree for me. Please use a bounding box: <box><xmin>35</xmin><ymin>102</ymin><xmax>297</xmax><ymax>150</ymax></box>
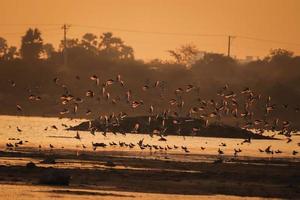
<box><xmin>81</xmin><ymin>33</ymin><xmax>98</xmax><ymax>53</ymax></box>
<box><xmin>168</xmin><ymin>44</ymin><xmax>199</xmax><ymax>66</ymax></box>
<box><xmin>58</xmin><ymin>37</ymin><xmax>97</xmax><ymax>65</ymax></box>
<box><xmin>197</xmin><ymin>52</ymin><xmax>235</xmax><ymax>66</ymax></box>
<box><xmin>0</xmin><ymin>37</ymin><xmax>8</xmax><ymax>59</ymax></box>
<box><xmin>98</xmin><ymin>32</ymin><xmax>134</xmax><ymax>60</ymax></box>
<box><xmin>66</xmin><ymin>38</ymin><xmax>79</xmax><ymax>48</ymax></box>
<box><xmin>20</xmin><ymin>28</ymin><xmax>43</xmax><ymax>61</ymax></box>
<box><xmin>42</xmin><ymin>43</ymin><xmax>55</xmax><ymax>59</ymax></box>
<box><xmin>59</xmin><ymin>38</ymin><xmax>80</xmax><ymax>53</ymax></box>
<box><xmin>0</xmin><ymin>37</ymin><xmax>18</xmax><ymax>61</ymax></box>
<box><xmin>4</xmin><ymin>46</ymin><xmax>18</xmax><ymax>60</ymax></box>
<box><xmin>265</xmin><ymin>48</ymin><xmax>294</xmax><ymax>63</ymax></box>
<box><xmin>120</xmin><ymin>45</ymin><xmax>134</xmax><ymax>60</ymax></box>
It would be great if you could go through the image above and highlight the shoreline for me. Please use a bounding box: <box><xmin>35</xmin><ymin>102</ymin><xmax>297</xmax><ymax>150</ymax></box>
<box><xmin>0</xmin><ymin>149</ymin><xmax>300</xmax><ymax>199</ymax></box>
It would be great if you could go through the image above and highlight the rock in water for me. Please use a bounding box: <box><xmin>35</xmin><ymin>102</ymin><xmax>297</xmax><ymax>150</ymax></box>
<box><xmin>213</xmin><ymin>158</ymin><xmax>224</xmax><ymax>164</ymax></box>
<box><xmin>26</xmin><ymin>161</ymin><xmax>36</xmax><ymax>169</ymax></box>
<box><xmin>40</xmin><ymin>157</ymin><xmax>56</xmax><ymax>164</ymax></box>
<box><xmin>105</xmin><ymin>161</ymin><xmax>116</xmax><ymax>167</ymax></box>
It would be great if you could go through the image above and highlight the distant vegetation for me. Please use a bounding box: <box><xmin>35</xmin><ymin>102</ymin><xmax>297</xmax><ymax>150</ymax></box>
<box><xmin>0</xmin><ymin>28</ymin><xmax>299</xmax><ymax>129</ymax></box>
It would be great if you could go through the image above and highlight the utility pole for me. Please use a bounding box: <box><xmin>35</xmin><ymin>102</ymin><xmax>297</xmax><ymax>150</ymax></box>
<box><xmin>227</xmin><ymin>35</ymin><xmax>235</xmax><ymax>57</ymax></box>
<box><xmin>62</xmin><ymin>24</ymin><xmax>70</xmax><ymax>67</ymax></box>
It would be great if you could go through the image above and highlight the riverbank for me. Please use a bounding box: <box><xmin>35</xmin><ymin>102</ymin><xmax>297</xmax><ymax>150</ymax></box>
<box><xmin>0</xmin><ymin>149</ymin><xmax>299</xmax><ymax>199</ymax></box>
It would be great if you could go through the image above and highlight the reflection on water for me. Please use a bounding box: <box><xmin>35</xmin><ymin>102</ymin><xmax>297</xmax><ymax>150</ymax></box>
<box><xmin>0</xmin><ymin>115</ymin><xmax>299</xmax><ymax>159</ymax></box>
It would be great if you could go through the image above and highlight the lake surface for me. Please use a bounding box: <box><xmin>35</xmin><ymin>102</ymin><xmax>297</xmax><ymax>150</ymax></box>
<box><xmin>0</xmin><ymin>115</ymin><xmax>299</xmax><ymax>160</ymax></box>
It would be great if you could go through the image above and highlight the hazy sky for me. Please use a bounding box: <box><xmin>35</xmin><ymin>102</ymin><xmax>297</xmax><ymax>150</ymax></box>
<box><xmin>1</xmin><ymin>0</ymin><xmax>300</xmax><ymax>60</ymax></box>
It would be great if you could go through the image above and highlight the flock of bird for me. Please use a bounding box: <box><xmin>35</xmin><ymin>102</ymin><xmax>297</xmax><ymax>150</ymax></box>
<box><xmin>4</xmin><ymin>73</ymin><xmax>300</xmax><ymax>157</ymax></box>
<box><xmin>90</xmin><ymin>138</ymin><xmax>191</xmax><ymax>153</ymax></box>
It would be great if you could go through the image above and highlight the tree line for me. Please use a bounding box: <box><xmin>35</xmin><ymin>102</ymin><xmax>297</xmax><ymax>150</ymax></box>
<box><xmin>0</xmin><ymin>28</ymin><xmax>134</xmax><ymax>62</ymax></box>
<box><xmin>0</xmin><ymin>28</ymin><xmax>300</xmax><ymax>128</ymax></box>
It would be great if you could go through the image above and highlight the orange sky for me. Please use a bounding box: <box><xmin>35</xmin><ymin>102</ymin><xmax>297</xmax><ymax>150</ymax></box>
<box><xmin>1</xmin><ymin>0</ymin><xmax>300</xmax><ymax>60</ymax></box>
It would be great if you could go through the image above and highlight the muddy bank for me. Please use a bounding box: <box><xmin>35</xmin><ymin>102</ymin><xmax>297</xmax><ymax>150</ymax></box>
<box><xmin>0</xmin><ymin>150</ymin><xmax>299</xmax><ymax>199</ymax></box>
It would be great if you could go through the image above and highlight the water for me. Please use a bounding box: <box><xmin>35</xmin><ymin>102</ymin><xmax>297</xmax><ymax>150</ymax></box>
<box><xmin>0</xmin><ymin>184</ymin><xmax>264</xmax><ymax>200</ymax></box>
<box><xmin>0</xmin><ymin>115</ymin><xmax>299</xmax><ymax>160</ymax></box>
